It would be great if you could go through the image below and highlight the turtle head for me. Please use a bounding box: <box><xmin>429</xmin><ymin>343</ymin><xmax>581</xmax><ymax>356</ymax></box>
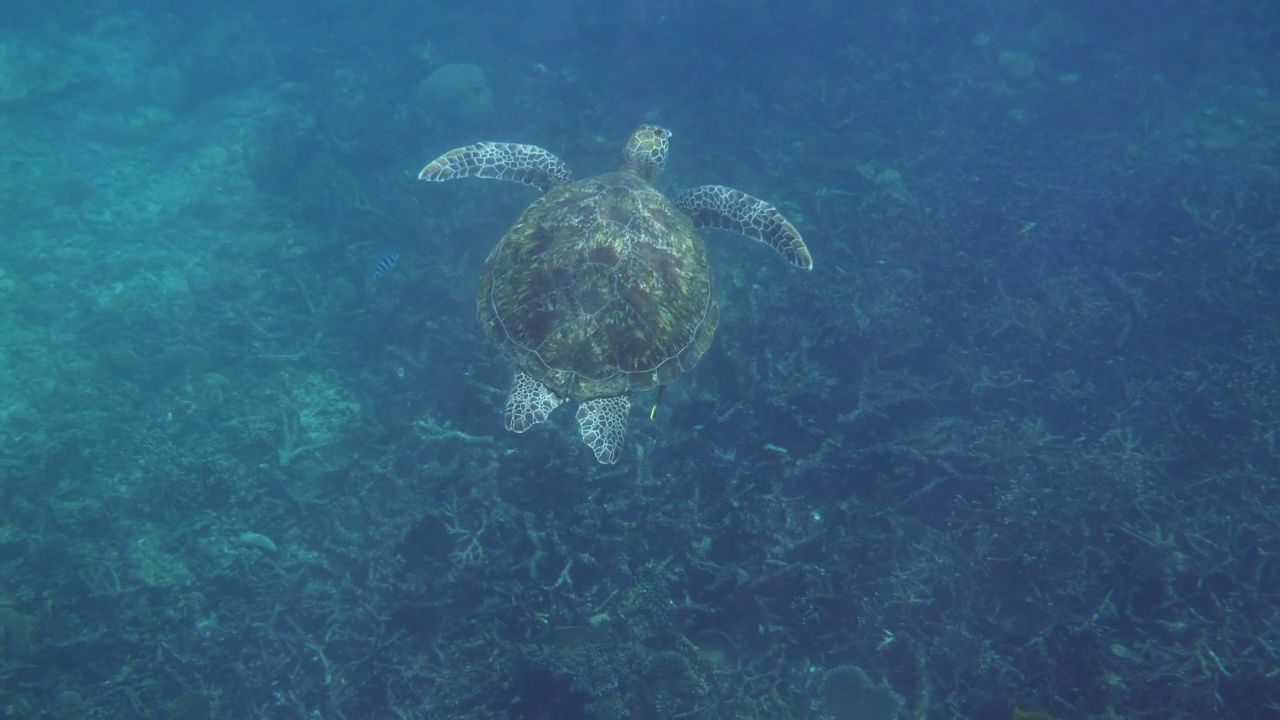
<box><xmin>619</xmin><ymin>125</ymin><xmax>671</xmax><ymax>183</ymax></box>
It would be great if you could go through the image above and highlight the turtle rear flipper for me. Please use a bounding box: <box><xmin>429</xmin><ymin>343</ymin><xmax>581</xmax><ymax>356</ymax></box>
<box><xmin>419</xmin><ymin>142</ymin><xmax>572</xmax><ymax>193</ymax></box>
<box><xmin>676</xmin><ymin>185</ymin><xmax>813</xmax><ymax>270</ymax></box>
<box><xmin>576</xmin><ymin>396</ymin><xmax>631</xmax><ymax>464</ymax></box>
<box><xmin>505</xmin><ymin>369</ymin><xmax>565</xmax><ymax>432</ymax></box>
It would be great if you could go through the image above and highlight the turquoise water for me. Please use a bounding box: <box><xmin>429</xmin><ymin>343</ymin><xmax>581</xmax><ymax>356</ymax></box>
<box><xmin>1</xmin><ymin>1</ymin><xmax>1277</xmax><ymax>718</ymax></box>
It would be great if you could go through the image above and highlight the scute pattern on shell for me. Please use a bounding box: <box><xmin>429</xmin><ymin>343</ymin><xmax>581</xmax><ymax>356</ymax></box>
<box><xmin>478</xmin><ymin>171</ymin><xmax>719</xmax><ymax>401</ymax></box>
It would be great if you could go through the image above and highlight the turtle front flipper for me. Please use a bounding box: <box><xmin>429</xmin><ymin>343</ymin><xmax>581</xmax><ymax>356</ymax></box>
<box><xmin>505</xmin><ymin>369</ymin><xmax>565</xmax><ymax>432</ymax></box>
<box><xmin>675</xmin><ymin>185</ymin><xmax>813</xmax><ymax>270</ymax></box>
<box><xmin>419</xmin><ymin>142</ymin><xmax>572</xmax><ymax>194</ymax></box>
<box><xmin>575</xmin><ymin>396</ymin><xmax>631</xmax><ymax>464</ymax></box>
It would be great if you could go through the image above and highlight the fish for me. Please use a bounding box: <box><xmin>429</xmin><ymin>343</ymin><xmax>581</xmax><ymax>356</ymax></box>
<box><xmin>371</xmin><ymin>251</ymin><xmax>400</xmax><ymax>281</ymax></box>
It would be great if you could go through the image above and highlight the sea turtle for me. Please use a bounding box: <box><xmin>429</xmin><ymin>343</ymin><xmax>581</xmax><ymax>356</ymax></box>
<box><xmin>419</xmin><ymin>125</ymin><xmax>811</xmax><ymax>463</ymax></box>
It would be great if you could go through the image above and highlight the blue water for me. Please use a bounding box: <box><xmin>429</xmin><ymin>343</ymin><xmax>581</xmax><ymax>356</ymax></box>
<box><xmin>1</xmin><ymin>1</ymin><xmax>1277</xmax><ymax>718</ymax></box>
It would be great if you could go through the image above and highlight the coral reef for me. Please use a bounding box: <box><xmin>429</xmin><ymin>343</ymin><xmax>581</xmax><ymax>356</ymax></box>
<box><xmin>1</xmin><ymin>2</ymin><xmax>1277</xmax><ymax>719</ymax></box>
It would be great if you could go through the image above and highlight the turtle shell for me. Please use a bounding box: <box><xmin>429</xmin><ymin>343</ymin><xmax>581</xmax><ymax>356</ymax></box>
<box><xmin>478</xmin><ymin>171</ymin><xmax>719</xmax><ymax>401</ymax></box>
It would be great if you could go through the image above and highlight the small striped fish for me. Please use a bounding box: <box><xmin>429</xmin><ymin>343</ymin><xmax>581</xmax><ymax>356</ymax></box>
<box><xmin>371</xmin><ymin>251</ymin><xmax>400</xmax><ymax>281</ymax></box>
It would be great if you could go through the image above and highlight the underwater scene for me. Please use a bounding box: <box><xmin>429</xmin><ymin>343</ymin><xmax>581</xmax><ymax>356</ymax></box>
<box><xmin>1</xmin><ymin>0</ymin><xmax>1278</xmax><ymax>718</ymax></box>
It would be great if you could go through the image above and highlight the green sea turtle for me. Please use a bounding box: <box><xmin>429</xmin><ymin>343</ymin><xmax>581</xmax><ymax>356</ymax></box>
<box><xmin>419</xmin><ymin>125</ymin><xmax>811</xmax><ymax>463</ymax></box>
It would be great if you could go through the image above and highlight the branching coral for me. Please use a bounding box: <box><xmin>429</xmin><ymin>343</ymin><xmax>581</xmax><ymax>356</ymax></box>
<box><xmin>275</xmin><ymin>408</ymin><xmax>333</xmax><ymax>466</ymax></box>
